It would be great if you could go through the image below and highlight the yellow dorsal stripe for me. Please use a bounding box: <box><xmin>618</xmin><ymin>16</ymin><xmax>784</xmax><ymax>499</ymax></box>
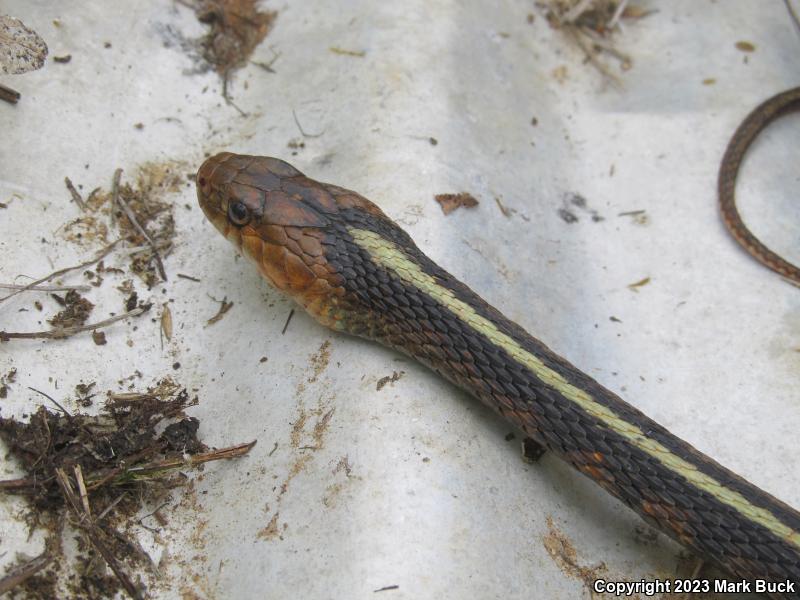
<box><xmin>349</xmin><ymin>227</ymin><xmax>800</xmax><ymax>549</ymax></box>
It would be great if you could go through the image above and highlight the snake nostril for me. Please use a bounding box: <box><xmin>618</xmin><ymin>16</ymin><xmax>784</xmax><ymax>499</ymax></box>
<box><xmin>198</xmin><ymin>176</ymin><xmax>207</xmax><ymax>187</ymax></box>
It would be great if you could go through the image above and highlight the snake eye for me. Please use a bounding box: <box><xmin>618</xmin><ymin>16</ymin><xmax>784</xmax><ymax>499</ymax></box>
<box><xmin>228</xmin><ymin>201</ymin><xmax>250</xmax><ymax>226</ymax></box>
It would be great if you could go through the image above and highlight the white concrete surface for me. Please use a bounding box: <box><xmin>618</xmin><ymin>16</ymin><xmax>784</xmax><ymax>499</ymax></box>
<box><xmin>1</xmin><ymin>1</ymin><xmax>798</xmax><ymax>598</ymax></box>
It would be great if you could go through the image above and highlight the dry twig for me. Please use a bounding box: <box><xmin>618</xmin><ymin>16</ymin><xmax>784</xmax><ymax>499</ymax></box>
<box><xmin>0</xmin><ymin>282</ymin><xmax>91</xmax><ymax>293</ymax></box>
<box><xmin>0</xmin><ymin>82</ymin><xmax>21</xmax><ymax>104</ymax></box>
<box><xmin>114</xmin><ymin>172</ymin><xmax>167</xmax><ymax>281</ymax></box>
<box><xmin>206</xmin><ymin>296</ymin><xmax>233</xmax><ymax>326</ymax></box>
<box><xmin>292</xmin><ymin>109</ymin><xmax>325</xmax><ymax>138</ymax></box>
<box><xmin>0</xmin><ymin>552</ymin><xmax>54</xmax><ymax>595</ymax></box>
<box><xmin>56</xmin><ymin>468</ymin><xmax>143</xmax><ymax>600</ymax></box>
<box><xmin>1</xmin><ymin>305</ymin><xmax>150</xmax><ymax>342</ymax></box>
<box><xmin>111</xmin><ymin>167</ymin><xmax>122</xmax><ymax>225</ymax></box>
<box><xmin>64</xmin><ymin>177</ymin><xmax>86</xmax><ymax>211</ymax></box>
<box><xmin>0</xmin><ymin>240</ymin><xmax>120</xmax><ymax>303</ymax></box>
<box><xmin>785</xmin><ymin>0</ymin><xmax>800</xmax><ymax>34</ymax></box>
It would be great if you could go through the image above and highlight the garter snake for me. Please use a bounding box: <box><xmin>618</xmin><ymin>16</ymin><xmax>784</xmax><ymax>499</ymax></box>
<box><xmin>719</xmin><ymin>86</ymin><xmax>800</xmax><ymax>284</ymax></box>
<box><xmin>197</xmin><ymin>153</ymin><xmax>800</xmax><ymax>597</ymax></box>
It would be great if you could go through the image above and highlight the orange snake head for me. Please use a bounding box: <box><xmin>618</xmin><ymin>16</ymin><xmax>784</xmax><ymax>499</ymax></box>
<box><xmin>196</xmin><ymin>152</ymin><xmax>391</xmax><ymax>329</ymax></box>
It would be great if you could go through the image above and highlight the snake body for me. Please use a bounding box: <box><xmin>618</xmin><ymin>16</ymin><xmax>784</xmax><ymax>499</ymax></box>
<box><xmin>197</xmin><ymin>153</ymin><xmax>800</xmax><ymax>596</ymax></box>
<box><xmin>718</xmin><ymin>86</ymin><xmax>800</xmax><ymax>284</ymax></box>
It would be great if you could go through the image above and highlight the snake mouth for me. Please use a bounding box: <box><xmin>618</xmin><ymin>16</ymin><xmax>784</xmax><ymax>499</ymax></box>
<box><xmin>196</xmin><ymin>153</ymin><xmax>244</xmax><ymax>251</ymax></box>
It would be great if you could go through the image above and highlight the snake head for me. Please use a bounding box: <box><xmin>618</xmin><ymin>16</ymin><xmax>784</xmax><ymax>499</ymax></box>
<box><xmin>196</xmin><ymin>152</ymin><xmax>388</xmax><ymax>328</ymax></box>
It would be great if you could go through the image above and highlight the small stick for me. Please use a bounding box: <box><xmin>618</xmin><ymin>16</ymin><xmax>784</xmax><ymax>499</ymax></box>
<box><xmin>74</xmin><ymin>464</ymin><xmax>92</xmax><ymax>519</ymax></box>
<box><xmin>1</xmin><ymin>305</ymin><xmax>150</xmax><ymax>342</ymax></box>
<box><xmin>0</xmin><ymin>476</ymin><xmax>50</xmax><ymax>491</ymax></box>
<box><xmin>85</xmin><ymin>442</ymin><xmax>255</xmax><ymax>490</ymax></box>
<box><xmin>0</xmin><ymin>282</ymin><xmax>92</xmax><ymax>292</ymax></box>
<box><xmin>27</xmin><ymin>386</ymin><xmax>72</xmax><ymax>417</ymax></box>
<box><xmin>222</xmin><ymin>71</ymin><xmax>248</xmax><ymax>117</ymax></box>
<box><xmin>206</xmin><ymin>296</ymin><xmax>233</xmax><ymax>326</ymax></box>
<box><xmin>785</xmin><ymin>0</ymin><xmax>800</xmax><ymax>34</ymax></box>
<box><xmin>607</xmin><ymin>0</ymin><xmax>629</xmax><ymax>30</ymax></box>
<box><xmin>0</xmin><ymin>83</ymin><xmax>21</xmax><ymax>104</ymax></box>
<box><xmin>494</xmin><ymin>197</ymin><xmax>512</xmax><ymax>217</ymax></box>
<box><xmin>566</xmin><ymin>27</ymin><xmax>622</xmax><ymax>88</ymax></box>
<box><xmin>85</xmin><ymin>446</ymin><xmax>163</xmax><ymax>492</ymax></box>
<box><xmin>111</xmin><ymin>168</ymin><xmax>122</xmax><ymax>225</ymax></box>
<box><xmin>100</xmin><ymin>523</ymin><xmax>158</xmax><ymax>574</ymax></box>
<box><xmin>251</xmin><ymin>48</ymin><xmax>281</xmax><ymax>73</ymax></box>
<box><xmin>64</xmin><ymin>177</ymin><xmax>87</xmax><ymax>211</ymax></box>
<box><xmin>581</xmin><ymin>26</ymin><xmax>632</xmax><ymax>65</ymax></box>
<box><xmin>562</xmin><ymin>0</ymin><xmax>594</xmax><ymax>23</ymax></box>
<box><xmin>56</xmin><ymin>469</ymin><xmax>142</xmax><ymax>600</ymax></box>
<box><xmin>177</xmin><ymin>273</ymin><xmax>201</xmax><ymax>282</ymax></box>
<box><xmin>122</xmin><ymin>441</ymin><xmax>256</xmax><ymax>478</ymax></box>
<box><xmin>0</xmin><ymin>239</ymin><xmax>121</xmax><ymax>303</ymax></box>
<box><xmin>115</xmin><ymin>183</ymin><xmax>167</xmax><ymax>281</ymax></box>
<box><xmin>137</xmin><ymin>500</ymin><xmax>170</xmax><ymax>526</ymax></box>
<box><xmin>0</xmin><ymin>552</ymin><xmax>54</xmax><ymax>595</ymax></box>
<box><xmin>108</xmin><ymin>392</ymin><xmax>156</xmax><ymax>402</ymax></box>
<box><xmin>125</xmin><ymin>244</ymin><xmax>162</xmax><ymax>256</ymax></box>
<box><xmin>281</xmin><ymin>308</ymin><xmax>295</xmax><ymax>335</ymax></box>
<box><xmin>96</xmin><ymin>492</ymin><xmax>127</xmax><ymax>522</ymax></box>
<box><xmin>292</xmin><ymin>109</ymin><xmax>325</xmax><ymax>138</ymax></box>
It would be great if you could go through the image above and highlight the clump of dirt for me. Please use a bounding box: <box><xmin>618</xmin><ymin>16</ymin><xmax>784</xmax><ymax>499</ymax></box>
<box><xmin>0</xmin><ymin>379</ymin><xmax>255</xmax><ymax>599</ymax></box>
<box><xmin>47</xmin><ymin>291</ymin><xmax>94</xmax><ymax>329</ymax></box>
<box><xmin>0</xmin><ymin>367</ymin><xmax>17</xmax><ymax>399</ymax></box>
<box><xmin>0</xmin><ymin>380</ymin><xmax>200</xmax><ymax>513</ymax></box>
<box><xmin>434</xmin><ymin>192</ymin><xmax>479</xmax><ymax>215</ymax></box>
<box><xmin>193</xmin><ymin>0</ymin><xmax>277</xmax><ymax>77</ymax></box>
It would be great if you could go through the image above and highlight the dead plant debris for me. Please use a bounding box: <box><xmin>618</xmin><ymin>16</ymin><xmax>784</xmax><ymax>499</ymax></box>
<box><xmin>434</xmin><ymin>192</ymin><xmax>479</xmax><ymax>215</ymax></box>
<box><xmin>0</xmin><ymin>367</ymin><xmax>17</xmax><ymax>399</ymax></box>
<box><xmin>0</xmin><ymin>82</ymin><xmax>21</xmax><ymax>104</ymax></box>
<box><xmin>160</xmin><ymin>303</ymin><xmax>173</xmax><ymax>341</ymax></box>
<box><xmin>542</xmin><ymin>516</ymin><xmax>608</xmax><ymax>594</ymax></box>
<box><xmin>627</xmin><ymin>276</ymin><xmax>651</xmax><ymax>291</ymax></box>
<box><xmin>180</xmin><ymin>0</ymin><xmax>276</xmax><ymax>105</ymax></box>
<box><xmin>376</xmin><ymin>370</ymin><xmax>405</xmax><ymax>391</ymax></box>
<box><xmin>0</xmin><ymin>551</ymin><xmax>55</xmax><ymax>596</ymax></box>
<box><xmin>618</xmin><ymin>208</ymin><xmax>648</xmax><ymax>226</ymax></box>
<box><xmin>62</xmin><ymin>162</ymin><xmax>184</xmax><ymax>287</ymax></box>
<box><xmin>542</xmin><ymin>1</ymin><xmax>655</xmax><ymax>85</ymax></box>
<box><xmin>0</xmin><ymin>379</ymin><xmax>255</xmax><ymax>598</ymax></box>
<box><xmin>205</xmin><ymin>296</ymin><xmax>233</xmax><ymax>326</ymax></box>
<box><xmin>0</xmin><ymin>240</ymin><xmax>120</xmax><ymax>304</ymax></box>
<box><xmin>329</xmin><ymin>47</ymin><xmax>365</xmax><ymax>57</ymax></box>
<box><xmin>47</xmin><ymin>290</ymin><xmax>95</xmax><ymax>329</ymax></box>
<box><xmin>64</xmin><ymin>177</ymin><xmax>86</xmax><ymax>211</ymax></box>
<box><xmin>1</xmin><ymin>305</ymin><xmax>151</xmax><ymax>343</ymax></box>
<box><xmin>0</xmin><ymin>15</ymin><xmax>49</xmax><ymax>75</ymax></box>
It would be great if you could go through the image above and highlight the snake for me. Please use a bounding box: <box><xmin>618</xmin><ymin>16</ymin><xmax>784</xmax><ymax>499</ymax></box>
<box><xmin>197</xmin><ymin>153</ymin><xmax>800</xmax><ymax>597</ymax></box>
<box><xmin>718</xmin><ymin>86</ymin><xmax>800</xmax><ymax>284</ymax></box>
